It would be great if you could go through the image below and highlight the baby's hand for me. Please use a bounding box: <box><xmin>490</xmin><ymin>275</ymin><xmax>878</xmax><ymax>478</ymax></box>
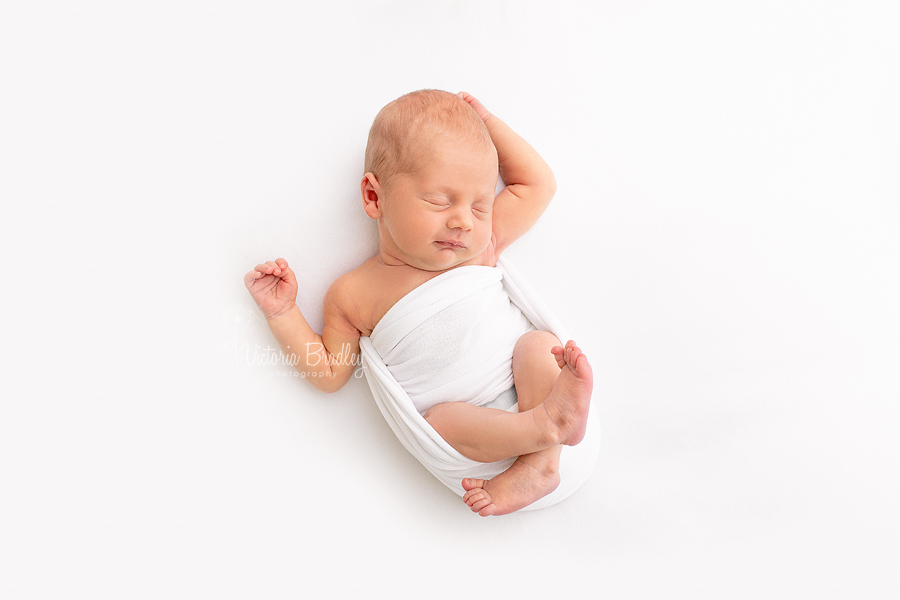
<box><xmin>457</xmin><ymin>91</ymin><xmax>491</xmax><ymax>122</ymax></box>
<box><xmin>243</xmin><ymin>258</ymin><xmax>299</xmax><ymax>320</ymax></box>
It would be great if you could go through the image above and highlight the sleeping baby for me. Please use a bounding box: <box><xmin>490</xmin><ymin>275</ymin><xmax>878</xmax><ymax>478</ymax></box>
<box><xmin>244</xmin><ymin>89</ymin><xmax>594</xmax><ymax>516</ymax></box>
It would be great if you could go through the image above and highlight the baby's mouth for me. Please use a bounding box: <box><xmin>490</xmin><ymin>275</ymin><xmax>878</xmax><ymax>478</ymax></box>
<box><xmin>434</xmin><ymin>240</ymin><xmax>465</xmax><ymax>249</ymax></box>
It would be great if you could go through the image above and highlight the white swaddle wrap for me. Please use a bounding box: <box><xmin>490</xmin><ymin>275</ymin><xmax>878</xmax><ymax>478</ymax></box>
<box><xmin>368</xmin><ymin>263</ymin><xmax>532</xmax><ymax>416</ymax></box>
<box><xmin>359</xmin><ymin>257</ymin><xmax>601</xmax><ymax>511</ymax></box>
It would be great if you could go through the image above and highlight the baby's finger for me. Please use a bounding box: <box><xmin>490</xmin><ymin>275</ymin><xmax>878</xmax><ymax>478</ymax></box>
<box><xmin>275</xmin><ymin>257</ymin><xmax>289</xmax><ymax>270</ymax></box>
<box><xmin>254</xmin><ymin>263</ymin><xmax>273</xmax><ymax>274</ymax></box>
<box><xmin>243</xmin><ymin>270</ymin><xmax>263</xmax><ymax>288</ymax></box>
<box><xmin>264</xmin><ymin>260</ymin><xmax>284</xmax><ymax>275</ymax></box>
<box><xmin>277</xmin><ymin>264</ymin><xmax>297</xmax><ymax>286</ymax></box>
<box><xmin>458</xmin><ymin>92</ymin><xmax>490</xmax><ymax>120</ymax></box>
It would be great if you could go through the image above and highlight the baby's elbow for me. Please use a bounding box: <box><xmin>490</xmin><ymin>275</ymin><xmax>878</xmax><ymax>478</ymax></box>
<box><xmin>534</xmin><ymin>176</ymin><xmax>557</xmax><ymax>208</ymax></box>
<box><xmin>309</xmin><ymin>370</ymin><xmax>352</xmax><ymax>394</ymax></box>
<box><xmin>544</xmin><ymin>171</ymin><xmax>558</xmax><ymax>198</ymax></box>
<box><xmin>311</xmin><ymin>376</ymin><xmax>343</xmax><ymax>394</ymax></box>
<box><xmin>324</xmin><ymin>381</ymin><xmax>349</xmax><ymax>394</ymax></box>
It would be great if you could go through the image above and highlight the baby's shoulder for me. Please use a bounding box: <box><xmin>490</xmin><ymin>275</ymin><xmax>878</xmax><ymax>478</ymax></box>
<box><xmin>324</xmin><ymin>257</ymin><xmax>395</xmax><ymax>336</ymax></box>
<box><xmin>327</xmin><ymin>256</ymin><xmax>381</xmax><ymax>301</ymax></box>
<box><xmin>326</xmin><ymin>257</ymin><xmax>445</xmax><ymax>336</ymax></box>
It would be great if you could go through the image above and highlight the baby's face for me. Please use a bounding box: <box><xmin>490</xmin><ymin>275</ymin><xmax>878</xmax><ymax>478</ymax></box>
<box><xmin>378</xmin><ymin>137</ymin><xmax>499</xmax><ymax>271</ymax></box>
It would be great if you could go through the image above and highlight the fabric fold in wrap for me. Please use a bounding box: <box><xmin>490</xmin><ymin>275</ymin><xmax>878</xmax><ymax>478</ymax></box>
<box><xmin>359</xmin><ymin>257</ymin><xmax>601</xmax><ymax>511</ymax></box>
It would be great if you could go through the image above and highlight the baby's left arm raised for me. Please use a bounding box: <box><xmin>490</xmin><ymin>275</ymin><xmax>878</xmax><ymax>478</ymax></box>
<box><xmin>458</xmin><ymin>92</ymin><xmax>557</xmax><ymax>255</ymax></box>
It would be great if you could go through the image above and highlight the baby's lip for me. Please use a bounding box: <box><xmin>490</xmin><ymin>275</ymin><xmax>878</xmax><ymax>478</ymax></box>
<box><xmin>435</xmin><ymin>240</ymin><xmax>466</xmax><ymax>249</ymax></box>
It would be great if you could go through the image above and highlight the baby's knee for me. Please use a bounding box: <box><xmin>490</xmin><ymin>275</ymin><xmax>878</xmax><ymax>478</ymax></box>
<box><xmin>514</xmin><ymin>330</ymin><xmax>561</xmax><ymax>356</ymax></box>
<box><xmin>422</xmin><ymin>403</ymin><xmax>446</xmax><ymax>424</ymax></box>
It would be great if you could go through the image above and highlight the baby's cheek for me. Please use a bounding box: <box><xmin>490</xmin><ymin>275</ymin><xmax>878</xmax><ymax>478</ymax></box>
<box><xmin>475</xmin><ymin>224</ymin><xmax>494</xmax><ymax>250</ymax></box>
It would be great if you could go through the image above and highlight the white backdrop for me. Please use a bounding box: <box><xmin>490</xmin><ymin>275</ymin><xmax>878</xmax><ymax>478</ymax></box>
<box><xmin>2</xmin><ymin>1</ymin><xmax>898</xmax><ymax>598</ymax></box>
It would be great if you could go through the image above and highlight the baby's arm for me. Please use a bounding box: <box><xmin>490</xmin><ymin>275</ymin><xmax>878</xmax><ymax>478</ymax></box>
<box><xmin>458</xmin><ymin>92</ymin><xmax>557</xmax><ymax>255</ymax></box>
<box><xmin>244</xmin><ymin>259</ymin><xmax>360</xmax><ymax>393</ymax></box>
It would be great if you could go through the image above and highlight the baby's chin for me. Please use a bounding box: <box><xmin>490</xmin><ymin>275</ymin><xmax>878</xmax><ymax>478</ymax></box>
<box><xmin>412</xmin><ymin>256</ymin><xmax>467</xmax><ymax>272</ymax></box>
<box><xmin>397</xmin><ymin>251</ymin><xmax>472</xmax><ymax>272</ymax></box>
<box><xmin>432</xmin><ymin>249</ymin><xmax>491</xmax><ymax>271</ymax></box>
<box><xmin>386</xmin><ymin>239</ymin><xmax>491</xmax><ymax>271</ymax></box>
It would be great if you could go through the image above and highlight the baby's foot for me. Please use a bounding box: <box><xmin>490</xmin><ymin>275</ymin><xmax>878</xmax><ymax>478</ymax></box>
<box><xmin>461</xmin><ymin>451</ymin><xmax>561</xmax><ymax>517</ymax></box>
<box><xmin>535</xmin><ymin>340</ymin><xmax>593</xmax><ymax>447</ymax></box>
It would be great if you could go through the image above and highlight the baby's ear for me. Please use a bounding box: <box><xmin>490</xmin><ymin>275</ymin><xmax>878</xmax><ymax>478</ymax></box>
<box><xmin>361</xmin><ymin>173</ymin><xmax>383</xmax><ymax>219</ymax></box>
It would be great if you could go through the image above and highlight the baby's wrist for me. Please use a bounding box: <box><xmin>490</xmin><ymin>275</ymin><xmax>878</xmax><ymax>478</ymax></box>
<box><xmin>265</xmin><ymin>303</ymin><xmax>300</xmax><ymax>323</ymax></box>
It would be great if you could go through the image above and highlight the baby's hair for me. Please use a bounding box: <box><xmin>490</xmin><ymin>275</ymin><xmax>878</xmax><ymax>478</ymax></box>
<box><xmin>364</xmin><ymin>89</ymin><xmax>493</xmax><ymax>189</ymax></box>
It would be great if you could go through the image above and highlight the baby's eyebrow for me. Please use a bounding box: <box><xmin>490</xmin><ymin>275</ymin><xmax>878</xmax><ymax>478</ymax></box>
<box><xmin>419</xmin><ymin>185</ymin><xmax>451</xmax><ymax>196</ymax></box>
<box><xmin>422</xmin><ymin>185</ymin><xmax>494</xmax><ymax>203</ymax></box>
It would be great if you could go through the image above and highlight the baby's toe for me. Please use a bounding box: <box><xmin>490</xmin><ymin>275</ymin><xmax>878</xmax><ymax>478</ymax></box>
<box><xmin>569</xmin><ymin>346</ymin><xmax>582</xmax><ymax>365</ymax></box>
<box><xmin>462</xmin><ymin>478</ymin><xmax>484</xmax><ymax>492</ymax></box>
<box><xmin>464</xmin><ymin>490</ymin><xmax>484</xmax><ymax>506</ymax></box>
<box><xmin>469</xmin><ymin>496</ymin><xmax>492</xmax><ymax>512</ymax></box>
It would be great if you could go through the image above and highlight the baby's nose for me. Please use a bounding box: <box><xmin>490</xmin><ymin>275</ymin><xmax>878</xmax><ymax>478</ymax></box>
<box><xmin>447</xmin><ymin>208</ymin><xmax>473</xmax><ymax>231</ymax></box>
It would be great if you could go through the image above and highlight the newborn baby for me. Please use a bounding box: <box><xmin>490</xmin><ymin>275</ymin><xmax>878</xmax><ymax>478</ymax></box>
<box><xmin>245</xmin><ymin>89</ymin><xmax>593</xmax><ymax>516</ymax></box>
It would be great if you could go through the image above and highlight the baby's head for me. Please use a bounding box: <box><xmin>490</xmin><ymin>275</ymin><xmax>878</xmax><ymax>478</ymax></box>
<box><xmin>361</xmin><ymin>90</ymin><xmax>500</xmax><ymax>271</ymax></box>
<box><xmin>364</xmin><ymin>89</ymin><xmax>495</xmax><ymax>191</ymax></box>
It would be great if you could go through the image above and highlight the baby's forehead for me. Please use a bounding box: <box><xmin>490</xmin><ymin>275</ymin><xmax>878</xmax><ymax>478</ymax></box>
<box><xmin>419</xmin><ymin>123</ymin><xmax>495</xmax><ymax>154</ymax></box>
<box><xmin>411</xmin><ymin>136</ymin><xmax>497</xmax><ymax>174</ymax></box>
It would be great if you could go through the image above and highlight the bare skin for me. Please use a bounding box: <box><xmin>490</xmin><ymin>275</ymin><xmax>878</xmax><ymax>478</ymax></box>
<box><xmin>426</xmin><ymin>334</ymin><xmax>593</xmax><ymax>517</ymax></box>
<box><xmin>422</xmin><ymin>337</ymin><xmax>592</xmax><ymax>461</ymax></box>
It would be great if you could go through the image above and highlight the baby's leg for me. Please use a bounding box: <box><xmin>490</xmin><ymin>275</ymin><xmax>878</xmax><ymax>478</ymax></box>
<box><xmin>462</xmin><ymin>331</ymin><xmax>593</xmax><ymax>516</ymax></box>
<box><xmin>423</xmin><ymin>332</ymin><xmax>591</xmax><ymax>463</ymax></box>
